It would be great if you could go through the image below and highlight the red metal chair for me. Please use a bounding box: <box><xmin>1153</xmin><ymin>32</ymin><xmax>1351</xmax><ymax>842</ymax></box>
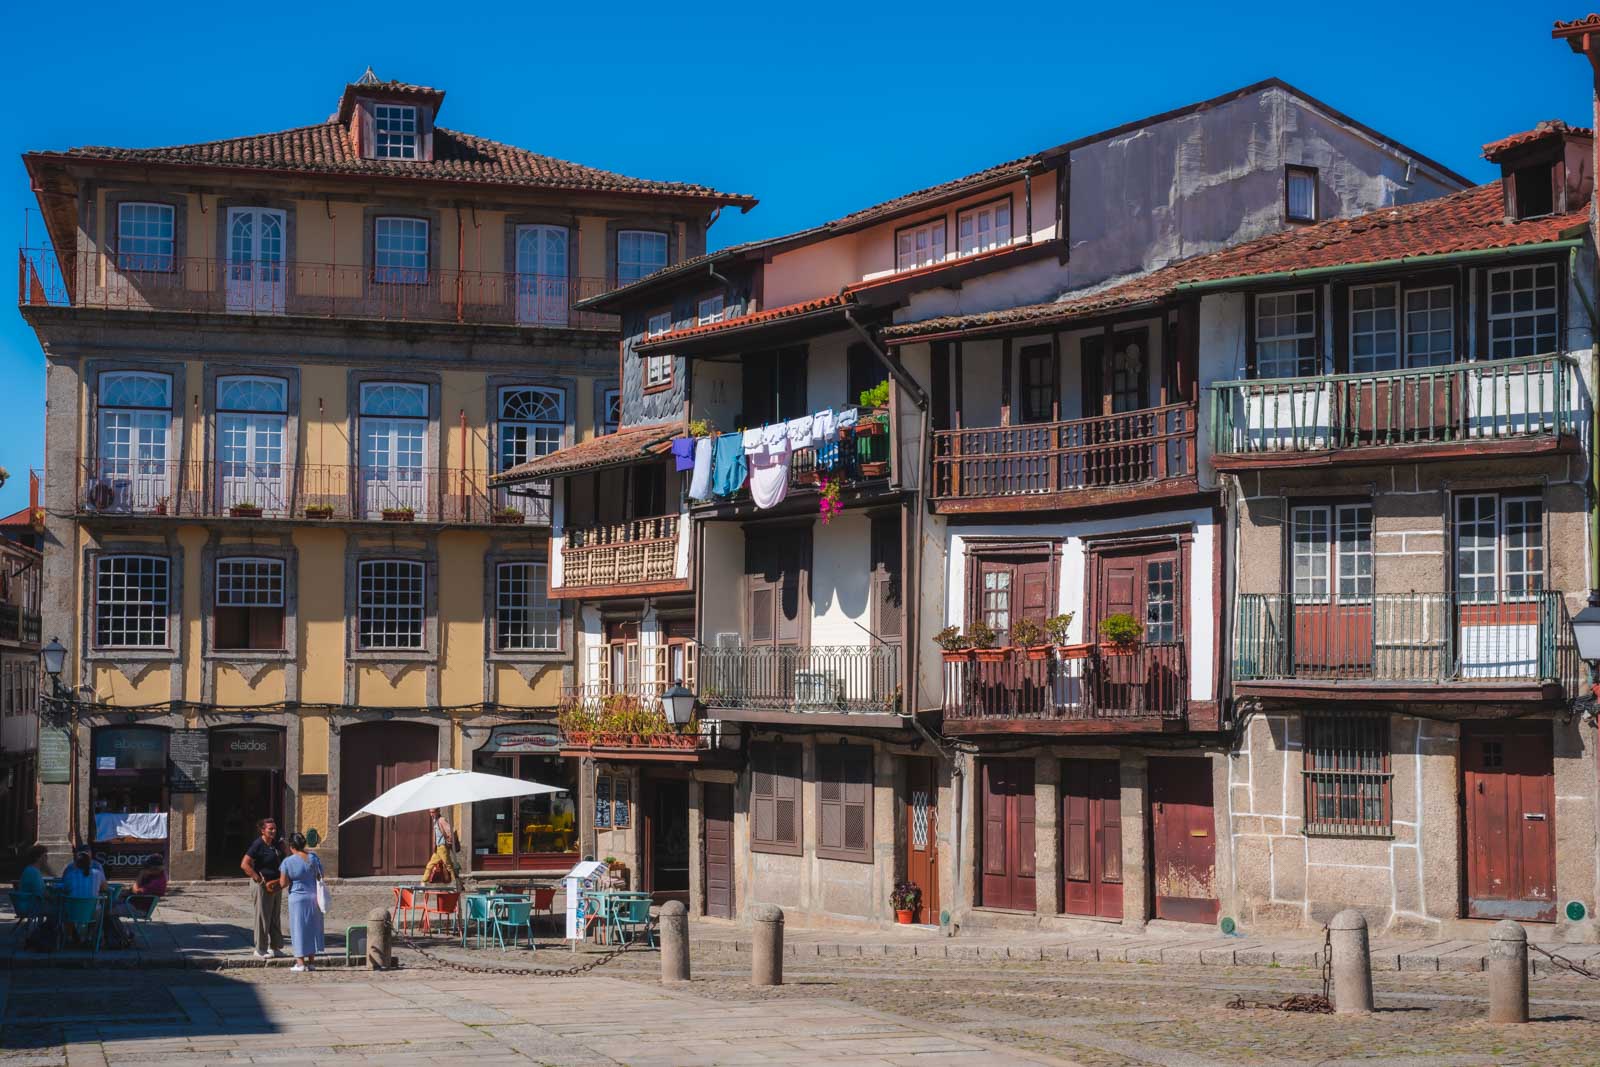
<box><xmin>392</xmin><ymin>887</ymin><xmax>426</xmax><ymax>936</ymax></box>
<box><xmin>418</xmin><ymin>890</ymin><xmax>460</xmax><ymax>935</ymax></box>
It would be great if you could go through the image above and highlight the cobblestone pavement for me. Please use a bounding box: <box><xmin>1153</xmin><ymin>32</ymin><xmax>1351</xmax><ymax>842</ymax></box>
<box><xmin>7</xmin><ymin>942</ymin><xmax>1600</xmax><ymax>1065</ymax></box>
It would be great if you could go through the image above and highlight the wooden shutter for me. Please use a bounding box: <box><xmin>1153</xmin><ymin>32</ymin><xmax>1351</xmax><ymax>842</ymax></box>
<box><xmin>751</xmin><ymin>744</ymin><xmax>777</xmax><ymax>850</ymax></box>
<box><xmin>746</xmin><ymin>528</ymin><xmax>809</xmax><ymax>648</ymax></box>
<box><xmin>1080</xmin><ymin>334</ymin><xmax>1105</xmax><ymax>416</ymax></box>
<box><xmin>817</xmin><ymin>744</ymin><xmax>872</xmax><ymax>862</ymax></box>
<box><xmin>870</xmin><ymin>516</ymin><xmax>902</xmax><ymax>643</ymax></box>
<box><xmin>981</xmin><ymin>762</ymin><xmax>1008</xmax><ymax>878</ymax></box>
<box><xmin>1017</xmin><ymin>558</ymin><xmax>1051</xmax><ymax>628</ymax></box>
<box><xmin>752</xmin><ymin>742</ymin><xmax>802</xmax><ymax>856</ymax></box>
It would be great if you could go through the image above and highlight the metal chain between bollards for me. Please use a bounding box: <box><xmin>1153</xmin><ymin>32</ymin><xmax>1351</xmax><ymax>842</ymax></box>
<box><xmin>1529</xmin><ymin>942</ymin><xmax>1600</xmax><ymax>981</ymax></box>
<box><xmin>395</xmin><ymin>934</ymin><xmax>638</xmax><ymax>977</ymax></box>
<box><xmin>1225</xmin><ymin>924</ymin><xmax>1335</xmax><ymax>1014</ymax></box>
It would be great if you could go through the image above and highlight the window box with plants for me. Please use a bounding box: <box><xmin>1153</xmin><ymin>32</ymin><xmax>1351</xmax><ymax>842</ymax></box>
<box><xmin>853</xmin><ymin>380</ymin><xmax>892</xmax><ymax>478</ymax></box>
<box><xmin>891</xmin><ymin>881</ymin><xmax>922</xmax><ymax>924</ymax></box>
<box><xmin>492</xmin><ymin>506</ymin><xmax>525</xmax><ymax>525</ymax></box>
<box><xmin>303</xmin><ymin>503</ymin><xmax>334</xmax><ymax>520</ymax></box>
<box><xmin>1046</xmin><ymin>613</ymin><xmax>1090</xmax><ymax>658</ymax></box>
<box><xmin>1097</xmin><ymin>612</ymin><xmax>1144</xmax><ymax>655</ymax></box>
<box><xmin>935</xmin><ymin>625</ymin><xmax>972</xmax><ymax>663</ymax></box>
<box><xmin>966</xmin><ymin>620</ymin><xmax>1006</xmax><ymax>662</ymax></box>
<box><xmin>228</xmin><ymin>502</ymin><xmax>263</xmax><ymax>519</ymax></box>
<box><xmin>1010</xmin><ymin>618</ymin><xmax>1054</xmax><ymax>661</ymax></box>
<box><xmin>381</xmin><ymin>506</ymin><xmax>416</xmax><ymax>522</ymax></box>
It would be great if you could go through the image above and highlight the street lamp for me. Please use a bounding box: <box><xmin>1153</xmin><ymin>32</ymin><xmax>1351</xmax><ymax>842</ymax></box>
<box><xmin>660</xmin><ymin>681</ymin><xmax>696</xmax><ymax>726</ymax></box>
<box><xmin>40</xmin><ymin>636</ymin><xmax>67</xmax><ymax>683</ymax></box>
<box><xmin>1573</xmin><ymin>596</ymin><xmax>1600</xmax><ymax>667</ymax></box>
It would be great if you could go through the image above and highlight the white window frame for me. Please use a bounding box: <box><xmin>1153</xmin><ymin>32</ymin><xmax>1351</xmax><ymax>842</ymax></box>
<box><xmin>697</xmin><ymin>295</ymin><xmax>725</xmax><ymax>325</ymax></box>
<box><xmin>373</xmin><ymin>104</ymin><xmax>419</xmax><ymax>160</ymax></box>
<box><xmin>1286</xmin><ymin>166</ymin><xmax>1318</xmax><ymax>223</ymax></box>
<box><xmin>494</xmin><ymin>560</ymin><xmax>560</xmax><ymax>653</ymax></box>
<box><xmin>1291</xmin><ymin>504</ymin><xmax>1372</xmax><ymax>603</ymax></box>
<box><xmin>1255</xmin><ymin>290</ymin><xmax>1319</xmax><ymax>379</ymax></box>
<box><xmin>618</xmin><ymin>230</ymin><xmax>668</xmax><ymax>285</ymax></box>
<box><xmin>117</xmin><ymin>202</ymin><xmax>175</xmax><ymax>272</ymax></box>
<box><xmin>1455</xmin><ymin>493</ymin><xmax>1544</xmax><ymax>604</ymax></box>
<box><xmin>1349</xmin><ymin>283</ymin><xmax>1400</xmax><ymax>374</ymax></box>
<box><xmin>374</xmin><ymin>216</ymin><xmax>429</xmax><ymax>284</ymax></box>
<box><xmin>1403</xmin><ymin>285</ymin><xmax>1455</xmax><ymax>367</ymax></box>
<box><xmin>644</xmin><ymin>311</ymin><xmax>674</xmax><ymax>390</ymax></box>
<box><xmin>956</xmin><ymin>199</ymin><xmax>1012</xmax><ymax>257</ymax></box>
<box><xmin>356</xmin><ymin>559</ymin><xmax>427</xmax><ymax>650</ymax></box>
<box><xmin>94</xmin><ymin>555</ymin><xmax>170</xmax><ymax>649</ymax></box>
<box><xmin>1485</xmin><ymin>265</ymin><xmax>1560</xmax><ymax>359</ymax></box>
<box><xmin>895</xmin><ymin>218</ymin><xmax>946</xmax><ymax>272</ymax></box>
<box><xmin>601</xmin><ymin>388</ymin><xmax>622</xmax><ymax>435</ymax></box>
<box><xmin>215</xmin><ymin>557</ymin><xmax>285</xmax><ymax>609</ymax></box>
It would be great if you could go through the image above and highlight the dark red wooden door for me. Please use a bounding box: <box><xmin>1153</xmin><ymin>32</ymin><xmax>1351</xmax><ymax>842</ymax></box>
<box><xmin>1061</xmin><ymin>759</ymin><xmax>1122</xmax><ymax>918</ymax></box>
<box><xmin>1149</xmin><ymin>756</ymin><xmax>1219</xmax><ymax>923</ymax></box>
<box><xmin>339</xmin><ymin>722</ymin><xmax>437</xmax><ymax>877</ymax></box>
<box><xmin>905</xmin><ymin>758</ymin><xmax>940</xmax><ymax>922</ymax></box>
<box><xmin>980</xmin><ymin>758</ymin><xmax>1036</xmax><ymax>911</ymax></box>
<box><xmin>1095</xmin><ymin>547</ymin><xmax>1182</xmax><ymax>714</ymax></box>
<box><xmin>703</xmin><ymin>782</ymin><xmax>735</xmax><ymax>919</ymax></box>
<box><xmin>1463</xmin><ymin>722</ymin><xmax>1556</xmax><ymax>921</ymax></box>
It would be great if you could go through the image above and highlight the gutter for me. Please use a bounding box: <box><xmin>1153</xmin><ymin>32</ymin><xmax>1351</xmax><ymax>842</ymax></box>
<box><xmin>1173</xmin><ymin>238</ymin><xmax>1586</xmax><ymax>293</ymax></box>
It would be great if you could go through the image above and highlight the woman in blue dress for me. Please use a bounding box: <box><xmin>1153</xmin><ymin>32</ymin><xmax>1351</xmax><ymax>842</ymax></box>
<box><xmin>276</xmin><ymin>832</ymin><xmax>324</xmax><ymax>971</ymax></box>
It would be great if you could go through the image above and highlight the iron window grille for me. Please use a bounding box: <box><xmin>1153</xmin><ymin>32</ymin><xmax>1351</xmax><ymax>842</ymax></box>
<box><xmin>95</xmin><ymin>555</ymin><xmax>170</xmax><ymax>648</ymax></box>
<box><xmin>357</xmin><ymin>559</ymin><xmax>426</xmax><ymax>650</ymax></box>
<box><xmin>494</xmin><ymin>561</ymin><xmax>559</xmax><ymax>652</ymax></box>
<box><xmin>1303</xmin><ymin>714</ymin><xmax>1392</xmax><ymax>837</ymax></box>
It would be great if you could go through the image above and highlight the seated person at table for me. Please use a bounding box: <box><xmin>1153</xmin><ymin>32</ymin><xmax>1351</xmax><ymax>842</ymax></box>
<box><xmin>16</xmin><ymin>844</ymin><xmax>49</xmax><ymax>897</ymax></box>
<box><xmin>117</xmin><ymin>856</ymin><xmax>166</xmax><ymax>917</ymax></box>
<box><xmin>62</xmin><ymin>848</ymin><xmax>106</xmax><ymax>898</ymax></box>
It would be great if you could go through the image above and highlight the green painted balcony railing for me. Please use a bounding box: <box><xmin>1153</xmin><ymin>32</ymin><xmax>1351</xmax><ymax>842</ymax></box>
<box><xmin>1233</xmin><ymin>590</ymin><xmax>1582</xmax><ymax>697</ymax></box>
<box><xmin>1207</xmin><ymin>354</ymin><xmax>1579</xmax><ymax>457</ymax></box>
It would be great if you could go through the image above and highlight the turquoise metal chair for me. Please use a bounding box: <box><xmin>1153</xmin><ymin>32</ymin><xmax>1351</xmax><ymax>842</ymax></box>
<box><xmin>124</xmin><ymin>894</ymin><xmax>160</xmax><ymax>948</ymax></box>
<box><xmin>59</xmin><ymin>896</ymin><xmax>104</xmax><ymax>953</ymax></box>
<box><xmin>489</xmin><ymin>898</ymin><xmax>533</xmax><ymax>950</ymax></box>
<box><xmin>610</xmin><ymin>894</ymin><xmax>656</xmax><ymax>947</ymax></box>
<box><xmin>461</xmin><ymin>894</ymin><xmax>494</xmax><ymax>949</ymax></box>
<box><xmin>7</xmin><ymin>890</ymin><xmax>47</xmax><ymax>941</ymax></box>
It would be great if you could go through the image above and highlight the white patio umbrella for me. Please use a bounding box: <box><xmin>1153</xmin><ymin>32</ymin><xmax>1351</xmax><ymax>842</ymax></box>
<box><xmin>338</xmin><ymin>767</ymin><xmax>563</xmax><ymax>825</ymax></box>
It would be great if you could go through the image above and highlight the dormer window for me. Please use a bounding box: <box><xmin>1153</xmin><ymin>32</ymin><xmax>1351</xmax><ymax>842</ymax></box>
<box><xmin>373</xmin><ymin>104</ymin><xmax>419</xmax><ymax>160</ymax></box>
<box><xmin>1512</xmin><ymin>163</ymin><xmax>1554</xmax><ymax>219</ymax></box>
<box><xmin>1483</xmin><ymin>121</ymin><xmax>1594</xmax><ymax>222</ymax></box>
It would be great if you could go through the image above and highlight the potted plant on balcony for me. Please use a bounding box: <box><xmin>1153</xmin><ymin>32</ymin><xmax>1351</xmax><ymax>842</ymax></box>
<box><xmin>492</xmin><ymin>505</ymin><xmax>525</xmax><ymax>526</ymax></box>
<box><xmin>229</xmin><ymin>501</ymin><xmax>262</xmax><ymax>519</ymax></box>
<box><xmin>688</xmin><ymin>417</ymin><xmax>717</xmax><ymax>438</ymax></box>
<box><xmin>858</xmin><ymin>379</ymin><xmax>890</xmax><ymax>415</ymax></box>
<box><xmin>935</xmin><ymin>625</ymin><xmax>971</xmax><ymax>663</ymax></box>
<box><xmin>303</xmin><ymin>503</ymin><xmax>334</xmax><ymax>520</ymax></box>
<box><xmin>152</xmin><ymin>496</ymin><xmax>170</xmax><ymax>516</ymax></box>
<box><xmin>968</xmin><ymin>620</ymin><xmax>1006</xmax><ymax>663</ymax></box>
<box><xmin>891</xmin><ymin>881</ymin><xmax>922</xmax><ymax>924</ymax></box>
<box><xmin>381</xmin><ymin>505</ymin><xmax>415</xmax><ymax>522</ymax></box>
<box><xmin>1097</xmin><ymin>612</ymin><xmax>1144</xmax><ymax>655</ymax></box>
<box><xmin>1047</xmin><ymin>613</ymin><xmax>1091</xmax><ymax>659</ymax></box>
<box><xmin>1010</xmin><ymin>618</ymin><xmax>1052</xmax><ymax>661</ymax></box>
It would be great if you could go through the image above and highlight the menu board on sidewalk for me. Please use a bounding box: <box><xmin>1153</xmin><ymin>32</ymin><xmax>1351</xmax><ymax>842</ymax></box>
<box><xmin>168</xmin><ymin>729</ymin><xmax>209</xmax><ymax>792</ymax></box>
<box><xmin>38</xmin><ymin>725</ymin><xmax>71</xmax><ymax>784</ymax></box>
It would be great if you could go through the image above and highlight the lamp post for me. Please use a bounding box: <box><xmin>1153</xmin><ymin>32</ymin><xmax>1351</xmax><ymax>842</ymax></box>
<box><xmin>38</xmin><ymin>636</ymin><xmax>78</xmax><ymax>867</ymax></box>
<box><xmin>660</xmin><ymin>681</ymin><xmax>696</xmax><ymax>727</ymax></box>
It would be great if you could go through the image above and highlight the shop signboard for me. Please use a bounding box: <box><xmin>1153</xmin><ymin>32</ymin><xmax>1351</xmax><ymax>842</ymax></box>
<box><xmin>92</xmin><ymin>837</ymin><xmax>169</xmax><ymax>873</ymax></box>
<box><xmin>484</xmin><ymin>726</ymin><xmax>562</xmax><ymax>754</ymax></box>
<box><xmin>168</xmin><ymin>729</ymin><xmax>209</xmax><ymax>793</ymax></box>
<box><xmin>563</xmin><ymin>859</ymin><xmax>607</xmax><ymax>940</ymax></box>
<box><xmin>38</xmin><ymin>725</ymin><xmax>70</xmax><ymax>784</ymax></box>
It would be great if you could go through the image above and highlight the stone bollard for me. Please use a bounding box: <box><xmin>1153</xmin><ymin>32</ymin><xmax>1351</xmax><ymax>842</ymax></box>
<box><xmin>367</xmin><ymin>907</ymin><xmax>393</xmax><ymax>971</ymax></box>
<box><xmin>1329</xmin><ymin>909</ymin><xmax>1374</xmax><ymax>1014</ymax></box>
<box><xmin>1488</xmin><ymin>919</ymin><xmax>1529</xmax><ymax>1023</ymax></box>
<box><xmin>750</xmin><ymin>903</ymin><xmax>784</xmax><ymax>987</ymax></box>
<box><xmin>659</xmin><ymin>900</ymin><xmax>690</xmax><ymax>984</ymax></box>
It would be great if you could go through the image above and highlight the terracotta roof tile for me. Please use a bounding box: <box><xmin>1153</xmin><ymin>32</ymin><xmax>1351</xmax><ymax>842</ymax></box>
<box><xmin>1483</xmin><ymin>120</ymin><xmax>1593</xmax><ymax>162</ymax></box>
<box><xmin>885</xmin><ymin>182</ymin><xmax>1586</xmax><ymax>341</ymax></box>
<box><xmin>636</xmin><ymin>296</ymin><xmax>847</xmax><ymax>349</ymax></box>
<box><xmin>492</xmin><ymin>422</ymin><xmax>684</xmax><ymax>483</ymax></box>
<box><xmin>51</xmin><ymin>122</ymin><xmax>755</xmax><ymax>204</ymax></box>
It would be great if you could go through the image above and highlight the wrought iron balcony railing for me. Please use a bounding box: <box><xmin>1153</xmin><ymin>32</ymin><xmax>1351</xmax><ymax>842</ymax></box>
<box><xmin>561</xmin><ymin>516</ymin><xmax>681</xmax><ymax>590</ymax></box>
<box><xmin>932</xmin><ymin>403</ymin><xmax>1196</xmax><ymax>502</ymax></box>
<box><xmin>1234</xmin><ymin>590</ymin><xmax>1582</xmax><ymax>696</ymax></box>
<box><xmin>941</xmin><ymin>642</ymin><xmax>1187</xmax><ymax>725</ymax></box>
<box><xmin>556</xmin><ymin>683</ymin><xmax>708</xmax><ymax>751</ymax></box>
<box><xmin>20</xmin><ymin>248</ymin><xmax>619</xmax><ymax>331</ymax></box>
<box><xmin>76</xmin><ymin>458</ymin><xmax>547</xmax><ymax>525</ymax></box>
<box><xmin>697</xmin><ymin>644</ymin><xmax>900</xmax><ymax>715</ymax></box>
<box><xmin>0</xmin><ymin>609</ymin><xmax>41</xmax><ymax>646</ymax></box>
<box><xmin>1208</xmin><ymin>354</ymin><xmax>1579</xmax><ymax>459</ymax></box>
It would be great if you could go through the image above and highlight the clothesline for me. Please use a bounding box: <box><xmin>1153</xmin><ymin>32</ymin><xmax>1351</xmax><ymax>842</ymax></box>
<box><xmin>675</xmin><ymin>405</ymin><xmax>867</xmax><ymax>508</ymax></box>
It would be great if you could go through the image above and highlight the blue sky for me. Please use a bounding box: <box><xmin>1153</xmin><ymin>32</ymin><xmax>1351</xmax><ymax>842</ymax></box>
<box><xmin>0</xmin><ymin>2</ymin><xmax>1592</xmax><ymax>515</ymax></box>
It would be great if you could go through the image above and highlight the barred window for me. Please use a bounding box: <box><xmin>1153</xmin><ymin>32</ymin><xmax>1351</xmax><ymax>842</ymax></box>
<box><xmin>816</xmin><ymin>743</ymin><xmax>873</xmax><ymax>862</ymax></box>
<box><xmin>750</xmin><ymin>741</ymin><xmax>802</xmax><ymax>856</ymax></box>
<box><xmin>373</xmin><ymin>104</ymin><xmax>419</xmax><ymax>160</ymax></box>
<box><xmin>495</xmin><ymin>561</ymin><xmax>558</xmax><ymax>652</ymax></box>
<box><xmin>1304</xmin><ymin>715</ymin><xmax>1391</xmax><ymax>836</ymax></box>
<box><xmin>117</xmin><ymin>202</ymin><xmax>175</xmax><ymax>272</ymax></box>
<box><xmin>374</xmin><ymin>217</ymin><xmax>429</xmax><ymax>284</ymax></box>
<box><xmin>357</xmin><ymin>559</ymin><xmax>426</xmax><ymax>650</ymax></box>
<box><xmin>215</xmin><ymin>558</ymin><xmax>285</xmax><ymax>651</ymax></box>
<box><xmin>95</xmin><ymin>556</ymin><xmax>169</xmax><ymax>648</ymax></box>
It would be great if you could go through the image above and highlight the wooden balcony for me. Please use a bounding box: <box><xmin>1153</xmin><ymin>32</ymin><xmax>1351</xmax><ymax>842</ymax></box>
<box><xmin>1233</xmin><ymin>590</ymin><xmax>1582</xmax><ymax>704</ymax></box>
<box><xmin>697</xmin><ymin>644</ymin><xmax>902</xmax><ymax>727</ymax></box>
<box><xmin>941</xmin><ymin>643</ymin><xmax>1187</xmax><ymax>734</ymax></box>
<box><xmin>930</xmin><ymin>403</ymin><xmax>1198</xmax><ymax>514</ymax></box>
<box><xmin>556</xmin><ymin>683</ymin><xmax>713</xmax><ymax>762</ymax></box>
<box><xmin>554</xmin><ymin>516</ymin><xmax>684</xmax><ymax>599</ymax></box>
<box><xmin>75</xmin><ymin>458</ymin><xmax>542</xmax><ymax>526</ymax></box>
<box><xmin>20</xmin><ymin>247</ymin><xmax>619</xmax><ymax>331</ymax></box>
<box><xmin>1208</xmin><ymin>355</ymin><xmax>1581</xmax><ymax>471</ymax></box>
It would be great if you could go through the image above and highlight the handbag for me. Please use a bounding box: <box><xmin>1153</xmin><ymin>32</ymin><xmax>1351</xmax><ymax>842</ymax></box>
<box><xmin>313</xmin><ymin>855</ymin><xmax>330</xmax><ymax>914</ymax></box>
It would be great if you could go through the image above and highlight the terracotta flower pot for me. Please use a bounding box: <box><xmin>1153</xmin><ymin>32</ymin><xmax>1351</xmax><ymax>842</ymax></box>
<box><xmin>381</xmin><ymin>509</ymin><xmax>415</xmax><ymax>522</ymax></box>
<box><xmin>1058</xmin><ymin>643</ymin><xmax>1094</xmax><ymax>660</ymax></box>
<box><xmin>973</xmin><ymin>647</ymin><xmax>1008</xmax><ymax>663</ymax></box>
<box><xmin>895</xmin><ymin>909</ymin><xmax>915</xmax><ymax>925</ymax></box>
<box><xmin>229</xmin><ymin>505</ymin><xmax>262</xmax><ymax>519</ymax></box>
<box><xmin>940</xmin><ymin>648</ymin><xmax>972</xmax><ymax>663</ymax></box>
<box><xmin>1024</xmin><ymin>645</ymin><xmax>1054</xmax><ymax>661</ymax></box>
<box><xmin>491</xmin><ymin>512</ymin><xmax>525</xmax><ymax>525</ymax></box>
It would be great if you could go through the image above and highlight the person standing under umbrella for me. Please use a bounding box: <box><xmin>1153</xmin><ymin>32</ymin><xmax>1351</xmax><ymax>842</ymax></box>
<box><xmin>277</xmin><ymin>832</ymin><xmax>324</xmax><ymax>972</ymax></box>
<box><xmin>241</xmin><ymin>817</ymin><xmax>285</xmax><ymax>958</ymax></box>
<box><xmin>422</xmin><ymin>807</ymin><xmax>458</xmax><ymax>885</ymax></box>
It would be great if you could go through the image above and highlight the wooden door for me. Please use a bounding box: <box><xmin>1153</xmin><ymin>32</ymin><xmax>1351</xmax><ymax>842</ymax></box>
<box><xmin>979</xmin><ymin>758</ymin><xmax>1036</xmax><ymax>911</ymax></box>
<box><xmin>1061</xmin><ymin>759</ymin><xmax>1122</xmax><ymax>918</ymax></box>
<box><xmin>1094</xmin><ymin>546</ymin><xmax>1182</xmax><ymax>714</ymax></box>
<box><xmin>338</xmin><ymin>721</ymin><xmax>437</xmax><ymax>877</ymax></box>
<box><xmin>1463</xmin><ymin>722</ymin><xmax>1556</xmax><ymax>921</ymax></box>
<box><xmin>703</xmin><ymin>782</ymin><xmax>735</xmax><ymax>919</ymax></box>
<box><xmin>645</xmin><ymin>778</ymin><xmax>690</xmax><ymax>901</ymax></box>
<box><xmin>904</xmin><ymin>758</ymin><xmax>940</xmax><ymax>922</ymax></box>
<box><xmin>1149</xmin><ymin>756</ymin><xmax>1219</xmax><ymax>923</ymax></box>
<box><xmin>1081</xmin><ymin>329</ymin><xmax>1151</xmax><ymax>486</ymax></box>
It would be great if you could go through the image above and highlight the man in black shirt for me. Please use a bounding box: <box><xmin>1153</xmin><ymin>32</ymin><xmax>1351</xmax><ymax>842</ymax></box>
<box><xmin>240</xmin><ymin>816</ymin><xmax>285</xmax><ymax>958</ymax></box>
